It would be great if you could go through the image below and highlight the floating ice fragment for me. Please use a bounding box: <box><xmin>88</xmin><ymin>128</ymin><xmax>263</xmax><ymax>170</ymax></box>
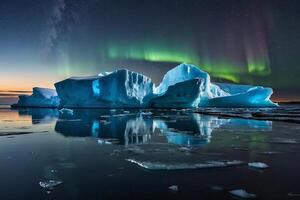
<box><xmin>126</xmin><ymin>159</ymin><xmax>244</xmax><ymax>170</ymax></box>
<box><xmin>39</xmin><ymin>180</ymin><xmax>62</xmax><ymax>190</ymax></box>
<box><xmin>168</xmin><ymin>185</ymin><xmax>178</xmax><ymax>192</ymax></box>
<box><xmin>265</xmin><ymin>138</ymin><xmax>299</xmax><ymax>144</ymax></box>
<box><xmin>97</xmin><ymin>139</ymin><xmax>112</xmax><ymax>145</ymax></box>
<box><xmin>229</xmin><ymin>189</ymin><xmax>256</xmax><ymax>199</ymax></box>
<box><xmin>59</xmin><ymin>108</ymin><xmax>73</xmax><ymax>115</ymax></box>
<box><xmin>248</xmin><ymin>162</ymin><xmax>269</xmax><ymax>169</ymax></box>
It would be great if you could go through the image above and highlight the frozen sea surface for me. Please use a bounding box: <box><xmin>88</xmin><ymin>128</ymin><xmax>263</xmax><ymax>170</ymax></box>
<box><xmin>0</xmin><ymin>105</ymin><xmax>300</xmax><ymax>199</ymax></box>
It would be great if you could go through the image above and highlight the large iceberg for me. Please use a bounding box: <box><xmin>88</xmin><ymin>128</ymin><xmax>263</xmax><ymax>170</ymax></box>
<box><xmin>153</xmin><ymin>63</ymin><xmax>277</xmax><ymax>108</ymax></box>
<box><xmin>55</xmin><ymin>69</ymin><xmax>154</xmax><ymax>108</ymax></box>
<box><xmin>12</xmin><ymin>87</ymin><xmax>60</xmax><ymax>108</ymax></box>
<box><xmin>12</xmin><ymin>63</ymin><xmax>277</xmax><ymax>108</ymax></box>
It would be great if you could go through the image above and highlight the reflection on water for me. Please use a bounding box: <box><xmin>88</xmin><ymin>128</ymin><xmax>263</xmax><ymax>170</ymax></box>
<box><xmin>3</xmin><ymin>108</ymin><xmax>300</xmax><ymax>200</ymax></box>
<box><xmin>15</xmin><ymin>108</ymin><xmax>272</xmax><ymax>147</ymax></box>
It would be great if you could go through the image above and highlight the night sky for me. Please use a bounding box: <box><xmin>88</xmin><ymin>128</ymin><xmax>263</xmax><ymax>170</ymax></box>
<box><xmin>0</xmin><ymin>0</ymin><xmax>300</xmax><ymax>104</ymax></box>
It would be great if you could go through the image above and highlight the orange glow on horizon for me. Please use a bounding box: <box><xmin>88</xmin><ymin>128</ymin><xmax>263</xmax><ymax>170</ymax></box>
<box><xmin>0</xmin><ymin>76</ymin><xmax>58</xmax><ymax>91</ymax></box>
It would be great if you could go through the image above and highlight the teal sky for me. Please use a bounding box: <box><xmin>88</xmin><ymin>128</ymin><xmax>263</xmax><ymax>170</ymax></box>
<box><xmin>0</xmin><ymin>0</ymin><xmax>300</xmax><ymax>103</ymax></box>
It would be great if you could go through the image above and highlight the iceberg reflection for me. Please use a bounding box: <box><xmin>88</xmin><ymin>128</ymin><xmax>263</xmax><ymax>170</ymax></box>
<box><xmin>53</xmin><ymin>109</ymin><xmax>272</xmax><ymax>146</ymax></box>
<box><xmin>13</xmin><ymin>108</ymin><xmax>272</xmax><ymax>147</ymax></box>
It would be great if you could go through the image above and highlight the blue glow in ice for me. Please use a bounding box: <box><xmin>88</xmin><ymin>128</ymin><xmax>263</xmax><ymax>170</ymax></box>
<box><xmin>92</xmin><ymin>80</ymin><xmax>101</xmax><ymax>97</ymax></box>
<box><xmin>91</xmin><ymin>120</ymin><xmax>100</xmax><ymax>137</ymax></box>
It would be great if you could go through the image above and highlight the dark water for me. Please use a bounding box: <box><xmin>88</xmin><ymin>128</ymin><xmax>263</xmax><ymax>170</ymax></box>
<box><xmin>0</xmin><ymin>106</ymin><xmax>300</xmax><ymax>199</ymax></box>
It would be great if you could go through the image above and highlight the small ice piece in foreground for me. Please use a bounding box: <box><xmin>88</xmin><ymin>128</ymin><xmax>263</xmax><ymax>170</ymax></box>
<box><xmin>229</xmin><ymin>189</ymin><xmax>256</xmax><ymax>199</ymax></box>
<box><xmin>168</xmin><ymin>185</ymin><xmax>178</xmax><ymax>192</ymax></box>
<box><xmin>97</xmin><ymin>139</ymin><xmax>112</xmax><ymax>145</ymax></box>
<box><xmin>210</xmin><ymin>186</ymin><xmax>223</xmax><ymax>191</ymax></box>
<box><xmin>39</xmin><ymin>180</ymin><xmax>62</xmax><ymax>190</ymax></box>
<box><xmin>126</xmin><ymin>159</ymin><xmax>244</xmax><ymax>170</ymax></box>
<box><xmin>248</xmin><ymin>162</ymin><xmax>269</xmax><ymax>169</ymax></box>
<box><xmin>59</xmin><ymin>108</ymin><xmax>73</xmax><ymax>115</ymax></box>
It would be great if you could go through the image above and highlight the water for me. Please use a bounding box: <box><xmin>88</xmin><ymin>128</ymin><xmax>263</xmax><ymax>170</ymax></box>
<box><xmin>0</xmin><ymin>106</ymin><xmax>300</xmax><ymax>199</ymax></box>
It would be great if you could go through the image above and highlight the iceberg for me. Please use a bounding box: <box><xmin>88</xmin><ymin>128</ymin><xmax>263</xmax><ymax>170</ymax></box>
<box><xmin>12</xmin><ymin>87</ymin><xmax>60</xmax><ymax>108</ymax></box>
<box><xmin>12</xmin><ymin>63</ymin><xmax>277</xmax><ymax>108</ymax></box>
<box><xmin>55</xmin><ymin>69</ymin><xmax>154</xmax><ymax>108</ymax></box>
<box><xmin>153</xmin><ymin>63</ymin><xmax>277</xmax><ymax>108</ymax></box>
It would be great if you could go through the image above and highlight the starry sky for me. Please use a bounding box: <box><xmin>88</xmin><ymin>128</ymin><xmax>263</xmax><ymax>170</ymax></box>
<box><xmin>0</xmin><ymin>0</ymin><xmax>299</xmax><ymax>104</ymax></box>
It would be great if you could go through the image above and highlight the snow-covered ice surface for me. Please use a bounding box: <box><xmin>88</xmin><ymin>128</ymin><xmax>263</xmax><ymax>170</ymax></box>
<box><xmin>12</xmin><ymin>87</ymin><xmax>60</xmax><ymax>108</ymax></box>
<box><xmin>1</xmin><ymin>105</ymin><xmax>300</xmax><ymax>199</ymax></box>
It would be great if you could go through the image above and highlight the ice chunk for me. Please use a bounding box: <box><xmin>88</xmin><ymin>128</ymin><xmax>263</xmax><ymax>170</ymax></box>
<box><xmin>168</xmin><ymin>185</ymin><xmax>179</xmax><ymax>192</ymax></box>
<box><xmin>248</xmin><ymin>162</ymin><xmax>269</xmax><ymax>169</ymax></box>
<box><xmin>229</xmin><ymin>189</ymin><xmax>257</xmax><ymax>199</ymax></box>
<box><xmin>97</xmin><ymin>139</ymin><xmax>112</xmax><ymax>145</ymax></box>
<box><xmin>55</xmin><ymin>69</ymin><xmax>154</xmax><ymax>108</ymax></box>
<box><xmin>59</xmin><ymin>108</ymin><xmax>73</xmax><ymax>115</ymax></box>
<box><xmin>39</xmin><ymin>180</ymin><xmax>62</xmax><ymax>190</ymax></box>
<box><xmin>126</xmin><ymin>159</ymin><xmax>244</xmax><ymax>170</ymax></box>
<box><xmin>12</xmin><ymin>87</ymin><xmax>60</xmax><ymax>108</ymax></box>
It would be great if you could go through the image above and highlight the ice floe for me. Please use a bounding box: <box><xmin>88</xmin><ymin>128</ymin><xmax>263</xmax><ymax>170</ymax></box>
<box><xmin>126</xmin><ymin>159</ymin><xmax>244</xmax><ymax>170</ymax></box>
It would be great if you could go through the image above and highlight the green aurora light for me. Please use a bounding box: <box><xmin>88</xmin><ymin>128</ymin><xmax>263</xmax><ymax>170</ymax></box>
<box><xmin>105</xmin><ymin>42</ymin><xmax>271</xmax><ymax>83</ymax></box>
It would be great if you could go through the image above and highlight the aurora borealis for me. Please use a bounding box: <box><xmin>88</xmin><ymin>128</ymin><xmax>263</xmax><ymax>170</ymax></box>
<box><xmin>0</xmin><ymin>0</ymin><xmax>300</xmax><ymax>103</ymax></box>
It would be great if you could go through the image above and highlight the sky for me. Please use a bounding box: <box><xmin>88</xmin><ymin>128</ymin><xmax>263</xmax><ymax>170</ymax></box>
<box><xmin>0</xmin><ymin>0</ymin><xmax>300</xmax><ymax>103</ymax></box>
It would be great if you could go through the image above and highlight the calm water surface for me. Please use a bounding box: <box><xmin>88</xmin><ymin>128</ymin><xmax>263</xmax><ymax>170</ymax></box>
<box><xmin>0</xmin><ymin>106</ymin><xmax>300</xmax><ymax>200</ymax></box>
